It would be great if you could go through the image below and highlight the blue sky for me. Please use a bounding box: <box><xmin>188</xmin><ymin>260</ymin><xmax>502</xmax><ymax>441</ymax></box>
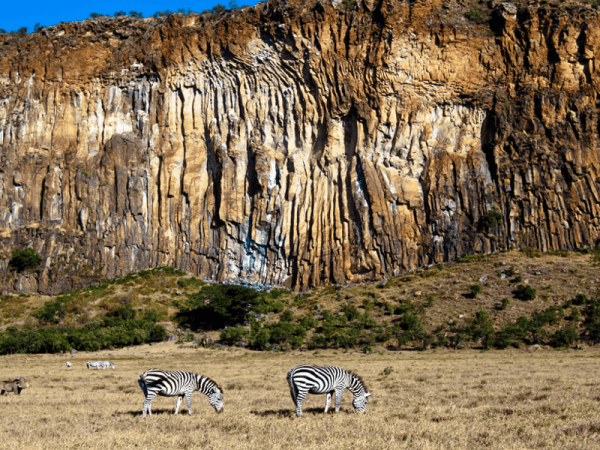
<box><xmin>0</xmin><ymin>0</ymin><xmax>258</xmax><ymax>33</ymax></box>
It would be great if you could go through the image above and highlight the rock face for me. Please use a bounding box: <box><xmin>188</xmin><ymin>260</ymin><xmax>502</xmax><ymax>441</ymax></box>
<box><xmin>0</xmin><ymin>0</ymin><xmax>599</xmax><ymax>293</ymax></box>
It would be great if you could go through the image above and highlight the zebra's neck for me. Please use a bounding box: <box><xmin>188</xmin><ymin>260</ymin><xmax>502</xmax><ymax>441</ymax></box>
<box><xmin>196</xmin><ymin>375</ymin><xmax>219</xmax><ymax>395</ymax></box>
<box><xmin>347</xmin><ymin>373</ymin><xmax>366</xmax><ymax>397</ymax></box>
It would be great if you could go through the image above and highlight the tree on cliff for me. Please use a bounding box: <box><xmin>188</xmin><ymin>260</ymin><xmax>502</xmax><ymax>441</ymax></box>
<box><xmin>8</xmin><ymin>248</ymin><xmax>42</xmax><ymax>272</ymax></box>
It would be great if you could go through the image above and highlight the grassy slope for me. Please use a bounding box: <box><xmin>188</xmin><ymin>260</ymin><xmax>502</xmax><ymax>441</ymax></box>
<box><xmin>0</xmin><ymin>249</ymin><xmax>598</xmax><ymax>350</ymax></box>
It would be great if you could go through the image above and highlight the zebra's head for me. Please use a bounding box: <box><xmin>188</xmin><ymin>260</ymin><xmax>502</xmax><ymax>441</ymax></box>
<box><xmin>352</xmin><ymin>392</ymin><xmax>372</xmax><ymax>413</ymax></box>
<box><xmin>209</xmin><ymin>387</ymin><xmax>224</xmax><ymax>413</ymax></box>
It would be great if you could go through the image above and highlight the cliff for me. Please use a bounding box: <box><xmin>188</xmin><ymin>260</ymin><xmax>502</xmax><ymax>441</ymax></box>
<box><xmin>1</xmin><ymin>0</ymin><xmax>599</xmax><ymax>293</ymax></box>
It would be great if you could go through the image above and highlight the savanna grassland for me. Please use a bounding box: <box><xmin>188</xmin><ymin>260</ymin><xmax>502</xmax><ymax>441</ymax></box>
<box><xmin>1</xmin><ymin>343</ymin><xmax>600</xmax><ymax>450</ymax></box>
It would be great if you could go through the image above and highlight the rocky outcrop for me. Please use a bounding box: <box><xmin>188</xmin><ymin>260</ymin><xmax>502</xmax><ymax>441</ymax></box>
<box><xmin>0</xmin><ymin>0</ymin><xmax>600</xmax><ymax>293</ymax></box>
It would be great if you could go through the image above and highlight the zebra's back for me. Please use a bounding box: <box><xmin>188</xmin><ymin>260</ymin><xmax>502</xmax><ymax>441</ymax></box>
<box><xmin>138</xmin><ymin>369</ymin><xmax>197</xmax><ymax>397</ymax></box>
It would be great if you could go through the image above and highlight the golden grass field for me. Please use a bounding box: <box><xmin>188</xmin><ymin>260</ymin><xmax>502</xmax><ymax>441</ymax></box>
<box><xmin>1</xmin><ymin>341</ymin><xmax>600</xmax><ymax>450</ymax></box>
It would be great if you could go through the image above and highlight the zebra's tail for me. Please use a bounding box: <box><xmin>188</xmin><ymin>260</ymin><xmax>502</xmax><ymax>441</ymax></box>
<box><xmin>287</xmin><ymin>370</ymin><xmax>298</xmax><ymax>406</ymax></box>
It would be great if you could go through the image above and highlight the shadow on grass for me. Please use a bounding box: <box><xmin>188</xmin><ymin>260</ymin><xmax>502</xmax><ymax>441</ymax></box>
<box><xmin>122</xmin><ymin>408</ymin><xmax>174</xmax><ymax>417</ymax></box>
<box><xmin>250</xmin><ymin>408</ymin><xmax>349</xmax><ymax>418</ymax></box>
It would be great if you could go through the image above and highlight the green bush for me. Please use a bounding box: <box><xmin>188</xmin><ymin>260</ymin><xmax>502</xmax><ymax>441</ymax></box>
<box><xmin>0</xmin><ymin>306</ymin><xmax>165</xmax><ymax>355</ymax></box>
<box><xmin>176</xmin><ymin>284</ymin><xmax>269</xmax><ymax>330</ymax></box>
<box><xmin>220</xmin><ymin>326</ymin><xmax>248</xmax><ymax>346</ymax></box>
<box><xmin>341</xmin><ymin>304</ymin><xmax>360</xmax><ymax>321</ymax></box>
<box><xmin>515</xmin><ymin>284</ymin><xmax>536</xmax><ymax>301</ymax></box>
<box><xmin>482</xmin><ymin>209</ymin><xmax>503</xmax><ymax>228</ymax></box>
<box><xmin>573</xmin><ymin>294</ymin><xmax>588</xmax><ymax>306</ymax></box>
<box><xmin>9</xmin><ymin>248</ymin><xmax>42</xmax><ymax>272</ymax></box>
<box><xmin>552</xmin><ymin>327</ymin><xmax>578</xmax><ymax>348</ymax></box>
<box><xmin>280</xmin><ymin>309</ymin><xmax>294</xmax><ymax>323</ymax></box>
<box><xmin>470</xmin><ymin>284</ymin><xmax>483</xmax><ymax>298</ymax></box>
<box><xmin>300</xmin><ymin>315</ymin><xmax>318</xmax><ymax>330</ymax></box>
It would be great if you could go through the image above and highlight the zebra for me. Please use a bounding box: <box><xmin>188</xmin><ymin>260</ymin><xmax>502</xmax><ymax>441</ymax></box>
<box><xmin>138</xmin><ymin>369</ymin><xmax>223</xmax><ymax>418</ymax></box>
<box><xmin>287</xmin><ymin>365</ymin><xmax>372</xmax><ymax>417</ymax></box>
<box><xmin>86</xmin><ymin>361</ymin><xmax>115</xmax><ymax>370</ymax></box>
<box><xmin>66</xmin><ymin>361</ymin><xmax>72</xmax><ymax>369</ymax></box>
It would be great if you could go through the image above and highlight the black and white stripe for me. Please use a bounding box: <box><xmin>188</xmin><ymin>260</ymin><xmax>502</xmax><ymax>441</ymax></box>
<box><xmin>287</xmin><ymin>365</ymin><xmax>372</xmax><ymax>417</ymax></box>
<box><xmin>138</xmin><ymin>369</ymin><xmax>224</xmax><ymax>418</ymax></box>
<box><xmin>86</xmin><ymin>361</ymin><xmax>115</xmax><ymax>370</ymax></box>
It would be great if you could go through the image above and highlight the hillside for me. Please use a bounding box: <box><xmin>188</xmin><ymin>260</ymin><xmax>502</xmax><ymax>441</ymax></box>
<box><xmin>0</xmin><ymin>0</ymin><xmax>600</xmax><ymax>293</ymax></box>
<box><xmin>1</xmin><ymin>249</ymin><xmax>599</xmax><ymax>353</ymax></box>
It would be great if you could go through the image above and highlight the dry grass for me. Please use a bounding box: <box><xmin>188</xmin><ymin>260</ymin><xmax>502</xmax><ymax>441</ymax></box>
<box><xmin>1</xmin><ymin>342</ymin><xmax>600</xmax><ymax>449</ymax></box>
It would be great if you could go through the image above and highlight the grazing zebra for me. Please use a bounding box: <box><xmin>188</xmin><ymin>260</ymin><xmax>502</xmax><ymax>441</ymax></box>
<box><xmin>86</xmin><ymin>361</ymin><xmax>115</xmax><ymax>370</ymax></box>
<box><xmin>66</xmin><ymin>361</ymin><xmax>72</xmax><ymax>368</ymax></box>
<box><xmin>287</xmin><ymin>365</ymin><xmax>372</xmax><ymax>417</ymax></box>
<box><xmin>138</xmin><ymin>369</ymin><xmax>223</xmax><ymax>418</ymax></box>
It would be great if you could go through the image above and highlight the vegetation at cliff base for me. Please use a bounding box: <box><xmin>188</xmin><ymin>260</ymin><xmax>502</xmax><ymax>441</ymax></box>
<box><xmin>1</xmin><ymin>249</ymin><xmax>600</xmax><ymax>354</ymax></box>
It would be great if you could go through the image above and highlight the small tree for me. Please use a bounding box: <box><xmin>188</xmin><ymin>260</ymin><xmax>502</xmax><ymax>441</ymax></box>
<box><xmin>470</xmin><ymin>284</ymin><xmax>483</xmax><ymax>298</ymax></box>
<box><xmin>33</xmin><ymin>23</ymin><xmax>45</xmax><ymax>32</ymax></box>
<box><xmin>9</xmin><ymin>248</ymin><xmax>42</xmax><ymax>272</ymax></box>
<box><xmin>89</xmin><ymin>12</ymin><xmax>104</xmax><ymax>18</ymax></box>
<box><xmin>482</xmin><ymin>209</ymin><xmax>503</xmax><ymax>229</ymax></box>
<box><xmin>515</xmin><ymin>284</ymin><xmax>536</xmax><ymax>301</ymax></box>
<box><xmin>129</xmin><ymin>10</ymin><xmax>144</xmax><ymax>18</ymax></box>
<box><xmin>113</xmin><ymin>11</ymin><xmax>126</xmax><ymax>17</ymax></box>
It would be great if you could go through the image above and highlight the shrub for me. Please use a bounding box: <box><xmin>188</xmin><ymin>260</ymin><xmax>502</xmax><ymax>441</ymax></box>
<box><xmin>114</xmin><ymin>11</ymin><xmax>126</xmax><ymax>17</ymax></box>
<box><xmin>500</xmin><ymin>298</ymin><xmax>510</xmax><ymax>310</ymax></box>
<box><xmin>568</xmin><ymin>308</ymin><xmax>580</xmax><ymax>322</ymax></box>
<box><xmin>175</xmin><ymin>284</ymin><xmax>263</xmax><ymax>330</ymax></box>
<box><xmin>33</xmin><ymin>23</ymin><xmax>45</xmax><ymax>32</ymax></box>
<box><xmin>89</xmin><ymin>12</ymin><xmax>104</xmax><ymax>18</ymax></box>
<box><xmin>341</xmin><ymin>304</ymin><xmax>360</xmax><ymax>321</ymax></box>
<box><xmin>552</xmin><ymin>327</ymin><xmax>578</xmax><ymax>348</ymax></box>
<box><xmin>300</xmin><ymin>315</ymin><xmax>318</xmax><ymax>330</ymax></box>
<box><xmin>9</xmin><ymin>248</ymin><xmax>42</xmax><ymax>272</ymax></box>
<box><xmin>129</xmin><ymin>10</ymin><xmax>144</xmax><ymax>17</ymax></box>
<box><xmin>220</xmin><ymin>326</ymin><xmax>248</xmax><ymax>346</ymax></box>
<box><xmin>381</xmin><ymin>366</ymin><xmax>393</xmax><ymax>376</ymax></box>
<box><xmin>482</xmin><ymin>209</ymin><xmax>503</xmax><ymax>228</ymax></box>
<box><xmin>470</xmin><ymin>284</ymin><xmax>483</xmax><ymax>298</ymax></box>
<box><xmin>573</xmin><ymin>294</ymin><xmax>588</xmax><ymax>306</ymax></box>
<box><xmin>280</xmin><ymin>309</ymin><xmax>294</xmax><ymax>323</ymax></box>
<box><xmin>212</xmin><ymin>3</ymin><xmax>226</xmax><ymax>14</ymax></box>
<box><xmin>515</xmin><ymin>284</ymin><xmax>536</xmax><ymax>301</ymax></box>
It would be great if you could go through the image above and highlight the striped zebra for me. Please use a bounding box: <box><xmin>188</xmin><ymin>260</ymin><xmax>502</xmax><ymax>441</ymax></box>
<box><xmin>287</xmin><ymin>365</ymin><xmax>372</xmax><ymax>417</ymax></box>
<box><xmin>138</xmin><ymin>369</ymin><xmax>223</xmax><ymax>418</ymax></box>
<box><xmin>87</xmin><ymin>361</ymin><xmax>115</xmax><ymax>370</ymax></box>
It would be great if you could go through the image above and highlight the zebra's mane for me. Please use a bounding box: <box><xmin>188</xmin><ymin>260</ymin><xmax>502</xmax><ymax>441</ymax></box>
<box><xmin>201</xmin><ymin>375</ymin><xmax>223</xmax><ymax>393</ymax></box>
<box><xmin>346</xmin><ymin>370</ymin><xmax>368</xmax><ymax>392</ymax></box>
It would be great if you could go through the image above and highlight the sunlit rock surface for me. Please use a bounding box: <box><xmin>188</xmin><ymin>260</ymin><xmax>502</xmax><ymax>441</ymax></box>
<box><xmin>0</xmin><ymin>0</ymin><xmax>599</xmax><ymax>293</ymax></box>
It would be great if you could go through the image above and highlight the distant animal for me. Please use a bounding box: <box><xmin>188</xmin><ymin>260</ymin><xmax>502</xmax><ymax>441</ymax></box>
<box><xmin>0</xmin><ymin>377</ymin><xmax>29</xmax><ymax>395</ymax></box>
<box><xmin>66</xmin><ymin>361</ymin><xmax>72</xmax><ymax>368</ymax></box>
<box><xmin>138</xmin><ymin>369</ymin><xmax>223</xmax><ymax>418</ymax></box>
<box><xmin>200</xmin><ymin>337</ymin><xmax>215</xmax><ymax>347</ymax></box>
<box><xmin>287</xmin><ymin>365</ymin><xmax>372</xmax><ymax>417</ymax></box>
<box><xmin>87</xmin><ymin>361</ymin><xmax>115</xmax><ymax>370</ymax></box>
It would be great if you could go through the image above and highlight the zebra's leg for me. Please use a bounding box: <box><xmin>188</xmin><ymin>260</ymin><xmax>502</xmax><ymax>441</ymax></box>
<box><xmin>295</xmin><ymin>389</ymin><xmax>308</xmax><ymax>417</ymax></box>
<box><xmin>143</xmin><ymin>392</ymin><xmax>157</xmax><ymax>418</ymax></box>
<box><xmin>334</xmin><ymin>387</ymin><xmax>344</xmax><ymax>413</ymax></box>
<box><xmin>185</xmin><ymin>392</ymin><xmax>193</xmax><ymax>415</ymax></box>
<box><xmin>324</xmin><ymin>391</ymin><xmax>334</xmax><ymax>414</ymax></box>
<box><xmin>174</xmin><ymin>395</ymin><xmax>184</xmax><ymax>414</ymax></box>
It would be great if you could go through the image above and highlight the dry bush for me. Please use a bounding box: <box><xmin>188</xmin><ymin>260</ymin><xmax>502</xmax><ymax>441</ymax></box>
<box><xmin>1</xmin><ymin>343</ymin><xmax>599</xmax><ymax>449</ymax></box>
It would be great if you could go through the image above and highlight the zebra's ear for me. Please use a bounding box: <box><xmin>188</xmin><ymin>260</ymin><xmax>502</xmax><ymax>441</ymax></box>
<box><xmin>365</xmin><ymin>393</ymin><xmax>372</xmax><ymax>398</ymax></box>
